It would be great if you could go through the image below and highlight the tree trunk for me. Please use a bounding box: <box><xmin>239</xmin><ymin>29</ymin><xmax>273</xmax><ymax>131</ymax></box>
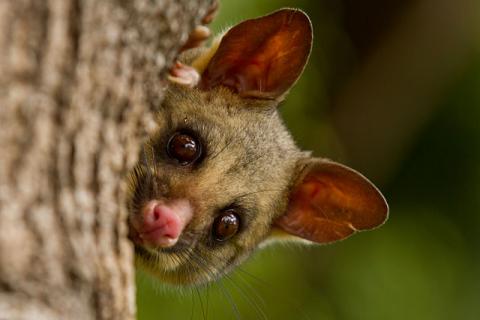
<box><xmin>0</xmin><ymin>0</ymin><xmax>211</xmax><ymax>318</ymax></box>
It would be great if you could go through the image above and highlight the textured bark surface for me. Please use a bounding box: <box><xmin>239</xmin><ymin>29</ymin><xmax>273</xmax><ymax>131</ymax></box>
<box><xmin>0</xmin><ymin>0</ymin><xmax>211</xmax><ymax>319</ymax></box>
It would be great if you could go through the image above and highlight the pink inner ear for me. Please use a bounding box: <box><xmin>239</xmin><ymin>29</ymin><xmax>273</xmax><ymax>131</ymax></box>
<box><xmin>275</xmin><ymin>162</ymin><xmax>388</xmax><ymax>244</ymax></box>
<box><xmin>199</xmin><ymin>9</ymin><xmax>312</xmax><ymax>99</ymax></box>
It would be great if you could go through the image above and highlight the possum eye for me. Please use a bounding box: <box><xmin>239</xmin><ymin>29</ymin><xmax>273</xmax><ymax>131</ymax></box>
<box><xmin>167</xmin><ymin>132</ymin><xmax>202</xmax><ymax>165</ymax></box>
<box><xmin>212</xmin><ymin>210</ymin><xmax>240</xmax><ymax>242</ymax></box>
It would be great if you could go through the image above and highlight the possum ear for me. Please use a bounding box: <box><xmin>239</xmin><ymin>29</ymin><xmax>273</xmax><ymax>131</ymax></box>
<box><xmin>199</xmin><ymin>9</ymin><xmax>312</xmax><ymax>100</ymax></box>
<box><xmin>274</xmin><ymin>159</ymin><xmax>388</xmax><ymax>244</ymax></box>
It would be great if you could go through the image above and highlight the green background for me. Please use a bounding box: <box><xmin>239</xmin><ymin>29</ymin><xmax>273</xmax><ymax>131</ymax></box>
<box><xmin>138</xmin><ymin>1</ymin><xmax>480</xmax><ymax>319</ymax></box>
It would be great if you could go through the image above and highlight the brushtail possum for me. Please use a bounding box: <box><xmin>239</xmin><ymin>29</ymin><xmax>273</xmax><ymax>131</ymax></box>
<box><xmin>128</xmin><ymin>8</ymin><xmax>388</xmax><ymax>286</ymax></box>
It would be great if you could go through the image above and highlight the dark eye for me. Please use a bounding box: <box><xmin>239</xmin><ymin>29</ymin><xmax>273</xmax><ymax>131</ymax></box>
<box><xmin>167</xmin><ymin>132</ymin><xmax>201</xmax><ymax>165</ymax></box>
<box><xmin>212</xmin><ymin>210</ymin><xmax>240</xmax><ymax>242</ymax></box>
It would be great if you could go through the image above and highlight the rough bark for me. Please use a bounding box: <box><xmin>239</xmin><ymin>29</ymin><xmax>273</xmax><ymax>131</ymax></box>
<box><xmin>0</xmin><ymin>0</ymin><xmax>211</xmax><ymax>319</ymax></box>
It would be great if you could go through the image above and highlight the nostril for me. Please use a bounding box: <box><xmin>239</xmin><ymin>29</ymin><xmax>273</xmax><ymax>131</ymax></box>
<box><xmin>153</xmin><ymin>205</ymin><xmax>162</xmax><ymax>221</ymax></box>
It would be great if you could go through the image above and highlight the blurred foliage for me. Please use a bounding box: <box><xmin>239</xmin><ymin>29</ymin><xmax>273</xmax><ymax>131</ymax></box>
<box><xmin>137</xmin><ymin>0</ymin><xmax>480</xmax><ymax>319</ymax></box>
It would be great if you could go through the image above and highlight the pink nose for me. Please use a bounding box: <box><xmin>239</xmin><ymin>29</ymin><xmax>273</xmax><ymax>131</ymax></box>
<box><xmin>138</xmin><ymin>200</ymin><xmax>193</xmax><ymax>248</ymax></box>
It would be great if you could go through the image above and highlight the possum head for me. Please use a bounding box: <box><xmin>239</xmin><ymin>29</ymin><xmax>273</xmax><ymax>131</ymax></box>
<box><xmin>127</xmin><ymin>9</ymin><xmax>388</xmax><ymax>286</ymax></box>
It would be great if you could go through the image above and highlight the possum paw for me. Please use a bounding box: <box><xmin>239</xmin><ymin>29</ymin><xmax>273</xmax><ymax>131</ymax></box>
<box><xmin>168</xmin><ymin>61</ymin><xmax>200</xmax><ymax>87</ymax></box>
<box><xmin>181</xmin><ymin>25</ymin><xmax>211</xmax><ymax>51</ymax></box>
<box><xmin>168</xmin><ymin>0</ymin><xmax>218</xmax><ymax>86</ymax></box>
<box><xmin>182</xmin><ymin>0</ymin><xmax>218</xmax><ymax>51</ymax></box>
<box><xmin>202</xmin><ymin>0</ymin><xmax>219</xmax><ymax>25</ymax></box>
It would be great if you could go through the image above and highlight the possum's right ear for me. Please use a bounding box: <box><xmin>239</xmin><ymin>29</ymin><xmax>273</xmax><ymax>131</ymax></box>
<box><xmin>198</xmin><ymin>9</ymin><xmax>312</xmax><ymax>100</ymax></box>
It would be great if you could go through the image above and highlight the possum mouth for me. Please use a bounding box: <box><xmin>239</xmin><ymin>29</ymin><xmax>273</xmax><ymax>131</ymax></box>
<box><xmin>129</xmin><ymin>228</ymin><xmax>191</xmax><ymax>254</ymax></box>
<box><xmin>135</xmin><ymin>243</ymin><xmax>195</xmax><ymax>273</ymax></box>
<box><xmin>135</xmin><ymin>244</ymin><xmax>215</xmax><ymax>285</ymax></box>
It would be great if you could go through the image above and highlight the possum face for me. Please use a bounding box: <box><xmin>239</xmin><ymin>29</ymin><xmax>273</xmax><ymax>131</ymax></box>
<box><xmin>127</xmin><ymin>9</ymin><xmax>388</xmax><ymax>286</ymax></box>
<box><xmin>128</xmin><ymin>85</ymin><xmax>300</xmax><ymax>285</ymax></box>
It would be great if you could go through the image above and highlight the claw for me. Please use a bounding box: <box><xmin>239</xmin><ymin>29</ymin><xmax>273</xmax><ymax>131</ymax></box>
<box><xmin>182</xmin><ymin>25</ymin><xmax>211</xmax><ymax>51</ymax></box>
<box><xmin>202</xmin><ymin>0</ymin><xmax>219</xmax><ymax>25</ymax></box>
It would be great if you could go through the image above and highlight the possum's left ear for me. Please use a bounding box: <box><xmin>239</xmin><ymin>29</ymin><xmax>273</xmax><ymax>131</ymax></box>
<box><xmin>272</xmin><ymin>159</ymin><xmax>389</xmax><ymax>244</ymax></box>
<box><xmin>199</xmin><ymin>9</ymin><xmax>312</xmax><ymax>100</ymax></box>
